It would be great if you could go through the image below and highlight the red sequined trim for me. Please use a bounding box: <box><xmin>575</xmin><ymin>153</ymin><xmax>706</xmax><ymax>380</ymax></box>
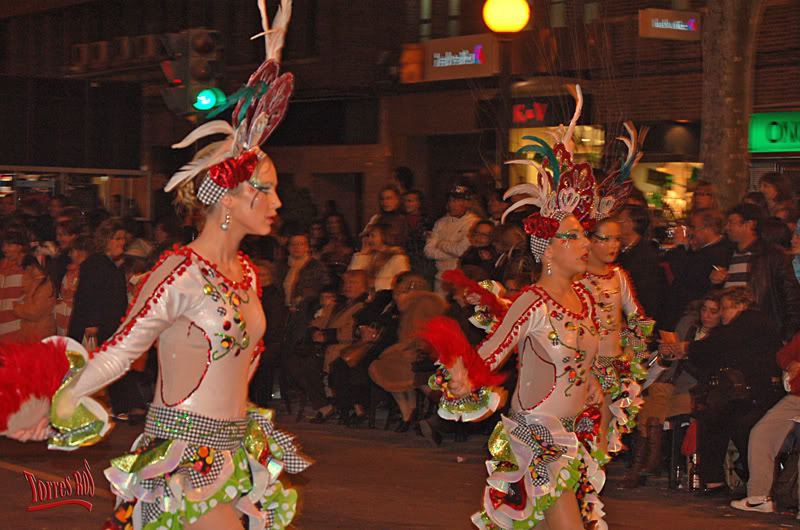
<box><xmin>480</xmin><ymin>292</ymin><xmax>544</xmax><ymax>368</ymax></box>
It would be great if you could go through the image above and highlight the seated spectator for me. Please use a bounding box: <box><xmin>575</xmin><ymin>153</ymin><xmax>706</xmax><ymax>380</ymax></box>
<box><xmin>350</xmin><ymin>223</ymin><xmax>409</xmax><ymax>294</ymax></box>
<box><xmin>623</xmin><ymin>292</ymin><xmax>722</xmax><ymax>488</ymax></box>
<box><xmin>292</xmin><ymin>270</ymin><xmax>369</xmax><ymax>423</ymax></box>
<box><xmin>731</xmin><ymin>331</ymin><xmax>800</xmax><ymax>514</ymax></box>
<box><xmin>459</xmin><ymin>220</ymin><xmax>498</xmax><ymax>281</ymax></box>
<box><xmin>659</xmin><ymin>287</ymin><xmax>784</xmax><ymax>494</ymax></box>
<box><xmin>486</xmin><ymin>189</ymin><xmax>508</xmax><ymax>225</ymax></box>
<box><xmin>369</xmin><ymin>278</ymin><xmax>446</xmax><ymax>433</ymax></box>
<box><xmin>492</xmin><ymin>223</ymin><xmax>531</xmax><ymax>283</ymax></box>
<box><xmin>329</xmin><ymin>272</ymin><xmax>422</xmax><ymax>426</ymax></box>
<box><xmin>12</xmin><ymin>254</ymin><xmax>56</xmax><ymax>342</ymax></box>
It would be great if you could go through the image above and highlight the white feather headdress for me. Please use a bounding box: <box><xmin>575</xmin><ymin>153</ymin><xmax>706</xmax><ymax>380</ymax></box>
<box><xmin>164</xmin><ymin>0</ymin><xmax>294</xmax><ymax>198</ymax></box>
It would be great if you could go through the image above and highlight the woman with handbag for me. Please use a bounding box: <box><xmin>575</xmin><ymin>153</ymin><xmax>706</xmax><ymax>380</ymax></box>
<box><xmin>660</xmin><ymin>286</ymin><xmax>783</xmax><ymax>495</ymax></box>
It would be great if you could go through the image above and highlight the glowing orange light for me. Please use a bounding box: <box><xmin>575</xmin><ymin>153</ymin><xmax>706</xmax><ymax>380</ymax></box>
<box><xmin>482</xmin><ymin>0</ymin><xmax>531</xmax><ymax>33</ymax></box>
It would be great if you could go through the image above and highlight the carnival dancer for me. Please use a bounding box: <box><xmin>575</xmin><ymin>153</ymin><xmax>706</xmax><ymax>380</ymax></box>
<box><xmin>421</xmin><ymin>86</ymin><xmax>609</xmax><ymax>530</ymax></box>
<box><xmin>576</xmin><ymin>123</ymin><xmax>653</xmax><ymax>456</ymax></box>
<box><xmin>4</xmin><ymin>2</ymin><xmax>311</xmax><ymax>529</ymax></box>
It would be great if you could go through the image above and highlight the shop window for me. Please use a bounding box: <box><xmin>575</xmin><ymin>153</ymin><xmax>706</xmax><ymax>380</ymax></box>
<box><xmin>420</xmin><ymin>0</ymin><xmax>432</xmax><ymax>41</ymax></box>
<box><xmin>448</xmin><ymin>0</ymin><xmax>461</xmax><ymax>36</ymax></box>
<box><xmin>550</xmin><ymin>1</ymin><xmax>566</xmax><ymax>28</ymax></box>
<box><xmin>584</xmin><ymin>2</ymin><xmax>600</xmax><ymax>24</ymax></box>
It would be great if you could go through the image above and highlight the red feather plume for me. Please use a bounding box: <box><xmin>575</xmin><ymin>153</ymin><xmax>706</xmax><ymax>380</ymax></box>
<box><xmin>418</xmin><ymin>316</ymin><xmax>505</xmax><ymax>388</ymax></box>
<box><xmin>442</xmin><ymin>269</ymin><xmax>507</xmax><ymax>321</ymax></box>
<box><xmin>0</xmin><ymin>339</ymin><xmax>70</xmax><ymax>432</ymax></box>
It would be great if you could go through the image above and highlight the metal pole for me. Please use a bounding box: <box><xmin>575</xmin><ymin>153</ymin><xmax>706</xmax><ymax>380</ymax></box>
<box><xmin>499</xmin><ymin>37</ymin><xmax>512</xmax><ymax>188</ymax></box>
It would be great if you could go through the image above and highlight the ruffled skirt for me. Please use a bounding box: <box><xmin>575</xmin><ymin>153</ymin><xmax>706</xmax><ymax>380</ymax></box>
<box><xmin>594</xmin><ymin>355</ymin><xmax>646</xmax><ymax>454</ymax></box>
<box><xmin>472</xmin><ymin>410</ymin><xmax>608</xmax><ymax>529</ymax></box>
<box><xmin>103</xmin><ymin>405</ymin><xmax>311</xmax><ymax>530</ymax></box>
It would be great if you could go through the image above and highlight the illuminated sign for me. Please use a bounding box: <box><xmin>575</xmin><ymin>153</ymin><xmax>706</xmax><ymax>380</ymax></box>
<box><xmin>510</xmin><ymin>96</ymin><xmax>585</xmax><ymax>128</ymax></box>
<box><xmin>402</xmin><ymin>34</ymin><xmax>499</xmax><ymax>83</ymax></box>
<box><xmin>433</xmin><ymin>45</ymin><xmax>484</xmax><ymax>68</ymax></box>
<box><xmin>749</xmin><ymin>112</ymin><xmax>800</xmax><ymax>153</ymax></box>
<box><xmin>639</xmin><ymin>8</ymin><xmax>701</xmax><ymax>41</ymax></box>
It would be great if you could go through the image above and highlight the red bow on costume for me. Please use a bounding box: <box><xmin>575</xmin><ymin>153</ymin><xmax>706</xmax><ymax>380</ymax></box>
<box><xmin>523</xmin><ymin>213</ymin><xmax>559</xmax><ymax>240</ymax></box>
<box><xmin>208</xmin><ymin>151</ymin><xmax>260</xmax><ymax>189</ymax></box>
<box><xmin>574</xmin><ymin>407</ymin><xmax>602</xmax><ymax>449</ymax></box>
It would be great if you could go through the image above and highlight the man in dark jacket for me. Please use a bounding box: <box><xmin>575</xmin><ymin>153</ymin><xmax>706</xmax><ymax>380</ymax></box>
<box><xmin>661</xmin><ymin>208</ymin><xmax>734</xmax><ymax>330</ymax></box>
<box><xmin>617</xmin><ymin>204</ymin><xmax>667</xmax><ymax>327</ymax></box>
<box><xmin>713</xmin><ymin>202</ymin><xmax>800</xmax><ymax>343</ymax></box>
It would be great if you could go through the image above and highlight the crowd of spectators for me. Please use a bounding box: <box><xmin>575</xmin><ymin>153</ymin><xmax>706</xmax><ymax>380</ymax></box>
<box><xmin>3</xmin><ymin>168</ymin><xmax>800</xmax><ymax>517</ymax></box>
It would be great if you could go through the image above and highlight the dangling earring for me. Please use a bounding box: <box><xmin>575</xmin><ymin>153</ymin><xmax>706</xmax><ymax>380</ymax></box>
<box><xmin>546</xmin><ymin>261</ymin><xmax>552</xmax><ymax>276</ymax></box>
<box><xmin>221</xmin><ymin>210</ymin><xmax>231</xmax><ymax>231</ymax></box>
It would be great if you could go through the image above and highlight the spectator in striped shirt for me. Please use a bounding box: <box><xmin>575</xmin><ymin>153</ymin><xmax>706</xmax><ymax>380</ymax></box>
<box><xmin>711</xmin><ymin>202</ymin><xmax>800</xmax><ymax>342</ymax></box>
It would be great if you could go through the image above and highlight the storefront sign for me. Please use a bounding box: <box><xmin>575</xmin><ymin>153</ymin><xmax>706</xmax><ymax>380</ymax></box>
<box><xmin>401</xmin><ymin>34</ymin><xmax>499</xmax><ymax>83</ymax></box>
<box><xmin>749</xmin><ymin>112</ymin><xmax>800</xmax><ymax>153</ymax></box>
<box><xmin>639</xmin><ymin>8</ymin><xmax>701</xmax><ymax>41</ymax></box>
<box><xmin>510</xmin><ymin>96</ymin><xmax>583</xmax><ymax>128</ymax></box>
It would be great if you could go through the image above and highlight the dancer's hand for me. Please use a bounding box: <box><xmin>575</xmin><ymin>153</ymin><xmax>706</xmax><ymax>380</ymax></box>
<box><xmin>446</xmin><ymin>358</ymin><xmax>472</xmax><ymax>399</ymax></box>
<box><xmin>54</xmin><ymin>388</ymin><xmax>77</xmax><ymax>420</ymax></box>
<box><xmin>584</xmin><ymin>374</ymin><xmax>603</xmax><ymax>408</ymax></box>
<box><xmin>8</xmin><ymin>416</ymin><xmax>53</xmax><ymax>442</ymax></box>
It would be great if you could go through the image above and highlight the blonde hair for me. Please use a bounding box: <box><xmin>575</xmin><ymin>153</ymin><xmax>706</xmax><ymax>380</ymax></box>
<box><xmin>173</xmin><ymin>141</ymin><xmax>269</xmax><ymax>216</ymax></box>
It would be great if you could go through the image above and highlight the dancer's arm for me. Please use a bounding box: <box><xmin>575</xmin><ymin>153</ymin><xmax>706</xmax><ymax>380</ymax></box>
<box><xmin>477</xmin><ymin>288</ymin><xmax>543</xmax><ymax>371</ymax></box>
<box><xmin>57</xmin><ymin>255</ymin><xmax>193</xmax><ymax>416</ymax></box>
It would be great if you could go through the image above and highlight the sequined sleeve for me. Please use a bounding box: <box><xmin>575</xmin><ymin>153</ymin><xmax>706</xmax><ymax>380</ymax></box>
<box><xmin>616</xmin><ymin>267</ymin><xmax>645</xmax><ymax>320</ymax></box>
<box><xmin>67</xmin><ymin>254</ymin><xmax>196</xmax><ymax>401</ymax></box>
<box><xmin>477</xmin><ymin>289</ymin><xmax>544</xmax><ymax>371</ymax></box>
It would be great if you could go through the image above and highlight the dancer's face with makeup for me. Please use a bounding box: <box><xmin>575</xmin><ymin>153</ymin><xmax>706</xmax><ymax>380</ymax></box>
<box><xmin>543</xmin><ymin>215</ymin><xmax>590</xmax><ymax>277</ymax></box>
<box><xmin>226</xmin><ymin>155</ymin><xmax>282</xmax><ymax>236</ymax></box>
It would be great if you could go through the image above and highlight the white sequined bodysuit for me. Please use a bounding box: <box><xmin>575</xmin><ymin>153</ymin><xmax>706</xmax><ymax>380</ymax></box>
<box><xmin>66</xmin><ymin>247</ymin><xmax>266</xmax><ymax>420</ymax></box>
<box><xmin>577</xmin><ymin>266</ymin><xmax>643</xmax><ymax>358</ymax></box>
<box><xmin>478</xmin><ymin>283</ymin><xmax>599</xmax><ymax>420</ymax></box>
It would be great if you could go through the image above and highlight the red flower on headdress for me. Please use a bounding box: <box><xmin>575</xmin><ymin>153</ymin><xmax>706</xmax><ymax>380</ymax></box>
<box><xmin>207</xmin><ymin>151</ymin><xmax>260</xmax><ymax>189</ymax></box>
<box><xmin>523</xmin><ymin>213</ymin><xmax>560</xmax><ymax>240</ymax></box>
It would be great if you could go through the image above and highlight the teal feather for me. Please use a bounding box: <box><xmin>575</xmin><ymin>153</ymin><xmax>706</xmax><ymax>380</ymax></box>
<box><xmin>517</xmin><ymin>136</ymin><xmax>560</xmax><ymax>185</ymax></box>
<box><xmin>206</xmin><ymin>81</ymin><xmax>269</xmax><ymax>120</ymax></box>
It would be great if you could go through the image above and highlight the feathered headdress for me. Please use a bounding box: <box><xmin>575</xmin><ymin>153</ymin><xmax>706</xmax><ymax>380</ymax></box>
<box><xmin>591</xmin><ymin>121</ymin><xmax>649</xmax><ymax>221</ymax></box>
<box><xmin>164</xmin><ymin>0</ymin><xmax>294</xmax><ymax>205</ymax></box>
<box><xmin>500</xmin><ymin>85</ymin><xmax>596</xmax><ymax>261</ymax></box>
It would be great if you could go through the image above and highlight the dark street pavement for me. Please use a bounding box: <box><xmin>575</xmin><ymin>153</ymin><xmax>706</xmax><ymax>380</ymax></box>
<box><xmin>1</xmin><ymin>408</ymin><xmax>798</xmax><ymax>529</ymax></box>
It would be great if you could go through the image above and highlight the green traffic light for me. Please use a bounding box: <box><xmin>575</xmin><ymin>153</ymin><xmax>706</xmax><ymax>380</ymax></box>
<box><xmin>193</xmin><ymin>88</ymin><xmax>226</xmax><ymax>111</ymax></box>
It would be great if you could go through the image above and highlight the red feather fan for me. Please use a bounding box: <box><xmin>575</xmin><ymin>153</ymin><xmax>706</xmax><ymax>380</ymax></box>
<box><xmin>418</xmin><ymin>316</ymin><xmax>505</xmax><ymax>389</ymax></box>
<box><xmin>0</xmin><ymin>339</ymin><xmax>70</xmax><ymax>433</ymax></box>
<box><xmin>442</xmin><ymin>269</ymin><xmax>507</xmax><ymax>321</ymax></box>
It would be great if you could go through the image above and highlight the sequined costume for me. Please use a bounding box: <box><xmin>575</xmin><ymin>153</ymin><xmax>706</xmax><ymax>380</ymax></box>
<box><xmin>468</xmin><ymin>283</ymin><xmax>608</xmax><ymax>530</ymax></box>
<box><xmin>50</xmin><ymin>247</ymin><xmax>310</xmax><ymax>530</ymax></box>
<box><xmin>577</xmin><ymin>265</ymin><xmax>653</xmax><ymax>453</ymax></box>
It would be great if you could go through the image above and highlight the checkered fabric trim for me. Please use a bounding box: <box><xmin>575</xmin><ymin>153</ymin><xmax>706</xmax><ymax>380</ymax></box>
<box><xmin>594</xmin><ymin>355</ymin><xmax>621</xmax><ymax>392</ymax></box>
<box><xmin>197</xmin><ymin>174</ymin><xmax>231</xmax><ymax>205</ymax></box>
<box><xmin>142</xmin><ymin>497</ymin><xmax>162</xmax><ymax>525</ymax></box>
<box><xmin>529</xmin><ymin>210</ymin><xmax>570</xmax><ymax>262</ymax></box>
<box><xmin>249</xmin><ymin>409</ymin><xmax>310</xmax><ymax>474</ymax></box>
<box><xmin>508</xmin><ymin>411</ymin><xmax>574</xmax><ymax>488</ymax></box>
<box><xmin>145</xmin><ymin>406</ymin><xmax>249</xmax><ymax>451</ymax></box>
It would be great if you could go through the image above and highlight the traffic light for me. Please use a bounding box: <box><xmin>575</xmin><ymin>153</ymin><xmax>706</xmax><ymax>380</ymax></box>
<box><xmin>160</xmin><ymin>32</ymin><xmax>190</xmax><ymax>115</ymax></box>
<box><xmin>187</xmin><ymin>29</ymin><xmax>224</xmax><ymax>111</ymax></box>
<box><xmin>160</xmin><ymin>29</ymin><xmax>225</xmax><ymax>116</ymax></box>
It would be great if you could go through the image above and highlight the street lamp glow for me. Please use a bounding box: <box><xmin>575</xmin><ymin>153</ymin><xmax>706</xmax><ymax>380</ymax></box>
<box><xmin>482</xmin><ymin>0</ymin><xmax>531</xmax><ymax>33</ymax></box>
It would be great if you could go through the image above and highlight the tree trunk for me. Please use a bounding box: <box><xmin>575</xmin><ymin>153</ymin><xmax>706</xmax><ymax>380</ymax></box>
<box><xmin>700</xmin><ymin>0</ymin><xmax>764</xmax><ymax>211</ymax></box>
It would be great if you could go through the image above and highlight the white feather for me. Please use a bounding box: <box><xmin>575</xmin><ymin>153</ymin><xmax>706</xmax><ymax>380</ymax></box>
<box><xmin>253</xmin><ymin>0</ymin><xmax>292</xmax><ymax>63</ymax></box>
<box><xmin>171</xmin><ymin>120</ymin><xmax>233</xmax><ymax>149</ymax></box>
<box><xmin>503</xmin><ymin>182</ymin><xmax>540</xmax><ymax>201</ymax></box>
<box><xmin>164</xmin><ymin>138</ymin><xmax>233</xmax><ymax>192</ymax></box>
<box><xmin>562</xmin><ymin>84</ymin><xmax>583</xmax><ymax>147</ymax></box>
<box><xmin>501</xmin><ymin>198</ymin><xmax>540</xmax><ymax>224</ymax></box>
